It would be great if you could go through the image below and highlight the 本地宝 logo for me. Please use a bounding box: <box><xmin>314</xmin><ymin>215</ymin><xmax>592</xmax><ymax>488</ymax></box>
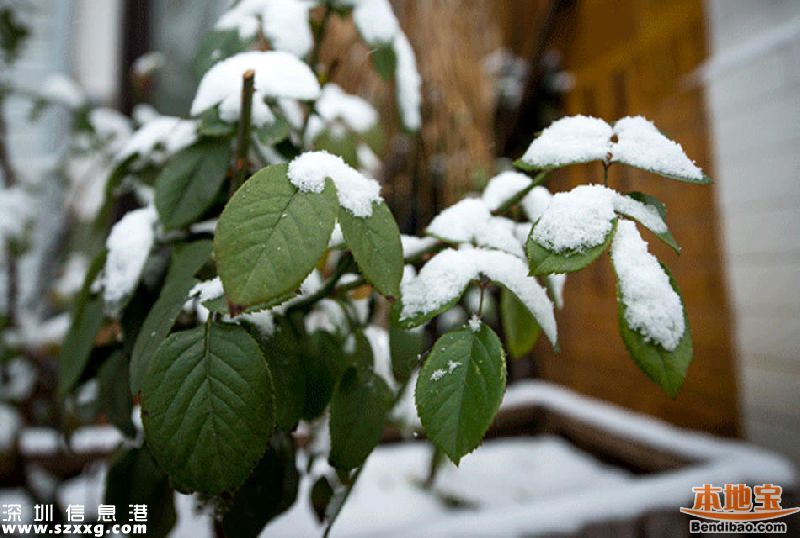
<box><xmin>680</xmin><ymin>483</ymin><xmax>799</xmax><ymax>534</ymax></box>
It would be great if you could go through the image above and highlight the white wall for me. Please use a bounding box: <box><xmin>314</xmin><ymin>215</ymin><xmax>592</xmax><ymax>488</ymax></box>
<box><xmin>705</xmin><ymin>0</ymin><xmax>800</xmax><ymax>466</ymax></box>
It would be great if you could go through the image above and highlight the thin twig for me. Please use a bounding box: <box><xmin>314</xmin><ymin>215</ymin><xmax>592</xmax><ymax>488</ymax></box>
<box><xmin>286</xmin><ymin>255</ymin><xmax>354</xmax><ymax>313</ymax></box>
<box><xmin>309</xmin><ymin>2</ymin><xmax>333</xmax><ymax>76</ymax></box>
<box><xmin>230</xmin><ymin>69</ymin><xmax>255</xmax><ymax>197</ymax></box>
<box><xmin>323</xmin><ymin>466</ymin><xmax>364</xmax><ymax>538</ymax></box>
<box><xmin>0</xmin><ymin>93</ymin><xmax>19</xmax><ymax>328</ymax></box>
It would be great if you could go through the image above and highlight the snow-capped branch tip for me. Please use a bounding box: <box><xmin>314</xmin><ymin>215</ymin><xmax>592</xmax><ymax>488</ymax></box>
<box><xmin>190</xmin><ymin>51</ymin><xmax>321</xmax><ymax>122</ymax></box>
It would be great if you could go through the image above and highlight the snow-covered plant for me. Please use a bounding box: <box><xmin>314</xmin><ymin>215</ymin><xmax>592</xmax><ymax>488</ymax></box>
<box><xmin>53</xmin><ymin>1</ymin><xmax>708</xmax><ymax>535</ymax></box>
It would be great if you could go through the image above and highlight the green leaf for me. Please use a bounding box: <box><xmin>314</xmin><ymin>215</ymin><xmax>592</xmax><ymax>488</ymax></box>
<box><xmin>58</xmin><ymin>250</ymin><xmax>107</xmax><ymax>398</ymax></box>
<box><xmin>246</xmin><ymin>316</ymin><xmax>306</xmax><ymax>431</ymax></box>
<box><xmin>215</xmin><ymin>163</ymin><xmax>338</xmax><ymax>308</ymax></box>
<box><xmin>142</xmin><ymin>322</ymin><xmax>274</xmax><ymax>494</ymax></box>
<box><xmin>393</xmin><ymin>278</ymin><xmax>470</xmax><ymax>330</ymax></box>
<box><xmin>500</xmin><ymin>287</ymin><xmax>540</xmax><ymax>358</ymax></box>
<box><xmin>129</xmin><ymin>240</ymin><xmax>212</xmax><ymax>394</ymax></box>
<box><xmin>348</xmin><ymin>330</ymin><xmax>375</xmax><ymax>372</ymax></box>
<box><xmin>222</xmin><ymin>432</ymin><xmax>299</xmax><ymax>538</ymax></box>
<box><xmin>302</xmin><ymin>331</ymin><xmax>346</xmax><ymax>420</ymax></box>
<box><xmin>199</xmin><ymin>106</ymin><xmax>235</xmax><ymax>137</ymax></box>
<box><xmin>310</xmin><ymin>475</ymin><xmax>334</xmax><ymax>523</ymax></box>
<box><xmin>329</xmin><ymin>367</ymin><xmax>392</xmax><ymax>470</ymax></box>
<box><xmin>615</xmin><ymin>263</ymin><xmax>693</xmax><ymax>398</ymax></box>
<box><xmin>415</xmin><ymin>324</ymin><xmax>507</xmax><ymax>464</ymax></box>
<box><xmin>527</xmin><ymin>219</ymin><xmax>617</xmax><ymax>275</ymax></box>
<box><xmin>256</xmin><ymin>116</ymin><xmax>290</xmax><ymax>146</ymax></box>
<box><xmin>195</xmin><ymin>29</ymin><xmax>254</xmax><ymax>78</ymax></box>
<box><xmin>362</xmin><ymin>124</ymin><xmax>385</xmax><ymax>155</ymax></box>
<box><xmin>371</xmin><ymin>43</ymin><xmax>397</xmax><ymax>80</ymax></box>
<box><xmin>314</xmin><ymin>129</ymin><xmax>358</xmax><ymax>167</ymax></box>
<box><xmin>96</xmin><ymin>154</ymin><xmax>137</xmax><ymax>230</ymax></box>
<box><xmin>389</xmin><ymin>324</ymin><xmax>424</xmax><ymax>384</ymax></box>
<box><xmin>339</xmin><ymin>201</ymin><xmax>403</xmax><ymax>297</ymax></box>
<box><xmin>97</xmin><ymin>350</ymin><xmax>136</xmax><ymax>437</ymax></box>
<box><xmin>105</xmin><ymin>446</ymin><xmax>177</xmax><ymax>538</ymax></box>
<box><xmin>155</xmin><ymin>139</ymin><xmax>231</xmax><ymax>230</ymax></box>
<box><xmin>622</xmin><ymin>192</ymin><xmax>681</xmax><ymax>253</ymax></box>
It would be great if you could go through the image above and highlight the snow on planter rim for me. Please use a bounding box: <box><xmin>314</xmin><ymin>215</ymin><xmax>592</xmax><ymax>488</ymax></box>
<box><xmin>102</xmin><ymin>206</ymin><xmax>156</xmax><ymax>315</ymax></box>
<box><xmin>427</xmin><ymin>198</ymin><xmax>525</xmax><ymax>258</ymax></box>
<box><xmin>531</xmin><ymin>184</ymin><xmax>667</xmax><ymax>253</ymax></box>
<box><xmin>288</xmin><ymin>150</ymin><xmax>381</xmax><ymax>217</ymax></box>
<box><xmin>481</xmin><ymin>171</ymin><xmax>533</xmax><ymax>211</ymax></box>
<box><xmin>400</xmin><ymin>247</ymin><xmax>557</xmax><ymax>345</ymax></box>
<box><xmin>190</xmin><ymin>51</ymin><xmax>320</xmax><ymax>118</ymax></box>
<box><xmin>519</xmin><ymin>115</ymin><xmax>705</xmax><ymax>182</ymax></box>
<box><xmin>611</xmin><ymin>220</ymin><xmax>684</xmax><ymax>351</ymax></box>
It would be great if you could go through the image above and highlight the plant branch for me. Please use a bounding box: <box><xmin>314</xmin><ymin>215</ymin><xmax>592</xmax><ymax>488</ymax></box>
<box><xmin>0</xmin><ymin>93</ymin><xmax>19</xmax><ymax>328</ymax></box>
<box><xmin>230</xmin><ymin>69</ymin><xmax>255</xmax><ymax>197</ymax></box>
<box><xmin>323</xmin><ymin>466</ymin><xmax>363</xmax><ymax>538</ymax></box>
<box><xmin>309</xmin><ymin>2</ymin><xmax>333</xmax><ymax>77</ymax></box>
<box><xmin>491</xmin><ymin>170</ymin><xmax>549</xmax><ymax>216</ymax></box>
<box><xmin>286</xmin><ymin>255</ymin><xmax>354</xmax><ymax>313</ymax></box>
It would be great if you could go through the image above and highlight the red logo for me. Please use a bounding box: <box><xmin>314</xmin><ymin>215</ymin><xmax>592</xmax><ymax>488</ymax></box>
<box><xmin>680</xmin><ymin>483</ymin><xmax>800</xmax><ymax>521</ymax></box>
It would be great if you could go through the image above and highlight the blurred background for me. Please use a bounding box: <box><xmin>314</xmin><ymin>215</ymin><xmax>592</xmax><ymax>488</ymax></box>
<box><xmin>1</xmin><ymin>0</ymin><xmax>799</xmax><ymax>535</ymax></box>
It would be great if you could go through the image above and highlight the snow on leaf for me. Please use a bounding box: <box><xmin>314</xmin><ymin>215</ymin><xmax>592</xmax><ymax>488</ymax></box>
<box><xmin>190</xmin><ymin>51</ymin><xmax>320</xmax><ymax>121</ymax></box>
<box><xmin>40</xmin><ymin>73</ymin><xmax>86</xmax><ymax>109</ymax></box>
<box><xmin>481</xmin><ymin>171</ymin><xmax>533</xmax><ymax>211</ymax></box>
<box><xmin>531</xmin><ymin>185</ymin><xmax>616</xmax><ymax>253</ymax></box>
<box><xmin>101</xmin><ymin>206</ymin><xmax>156</xmax><ymax>316</ymax></box>
<box><xmin>288</xmin><ymin>151</ymin><xmax>382</xmax><ymax>217</ymax></box>
<box><xmin>611</xmin><ymin>220</ymin><xmax>685</xmax><ymax>351</ymax></box>
<box><xmin>306</xmin><ymin>84</ymin><xmax>379</xmax><ymax>142</ymax></box>
<box><xmin>531</xmin><ymin>184</ymin><xmax>669</xmax><ymax>254</ymax></box>
<box><xmin>613</xmin><ymin>193</ymin><xmax>667</xmax><ymax>235</ymax></box>
<box><xmin>547</xmin><ymin>273</ymin><xmax>566</xmax><ymax>310</ymax></box>
<box><xmin>427</xmin><ymin>199</ymin><xmax>524</xmax><ymax>258</ymax></box>
<box><xmin>260</xmin><ymin>0</ymin><xmax>313</xmax><ymax>57</ymax></box>
<box><xmin>0</xmin><ymin>187</ymin><xmax>33</xmax><ymax>241</ymax></box>
<box><xmin>520</xmin><ymin>186</ymin><xmax>552</xmax><ymax>224</ymax></box>
<box><xmin>117</xmin><ymin>116</ymin><xmax>198</xmax><ymax>167</ymax></box>
<box><xmin>215</xmin><ymin>0</ymin><xmax>313</xmax><ymax>57</ymax></box>
<box><xmin>353</xmin><ymin>0</ymin><xmax>400</xmax><ymax>45</ymax></box>
<box><xmin>519</xmin><ymin>115</ymin><xmax>612</xmax><ymax>169</ymax></box>
<box><xmin>400</xmin><ymin>247</ymin><xmax>557</xmax><ymax>345</ymax></box>
<box><xmin>517</xmin><ymin>115</ymin><xmax>708</xmax><ymax>183</ymax></box>
<box><xmin>611</xmin><ymin>116</ymin><xmax>706</xmax><ymax>183</ymax></box>
<box><xmin>400</xmin><ymin>235</ymin><xmax>438</xmax><ymax>258</ymax></box>
<box><xmin>393</xmin><ymin>32</ymin><xmax>422</xmax><ymax>131</ymax></box>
